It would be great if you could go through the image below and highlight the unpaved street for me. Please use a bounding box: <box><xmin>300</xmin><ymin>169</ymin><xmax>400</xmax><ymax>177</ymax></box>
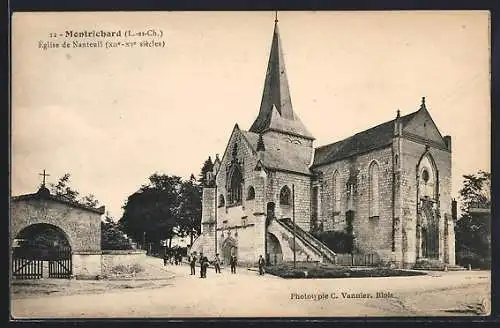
<box><xmin>11</xmin><ymin>261</ymin><xmax>490</xmax><ymax>318</ymax></box>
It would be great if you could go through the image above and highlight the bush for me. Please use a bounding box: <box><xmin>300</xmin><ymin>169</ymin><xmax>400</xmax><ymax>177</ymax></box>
<box><xmin>456</xmin><ymin>250</ymin><xmax>491</xmax><ymax>269</ymax></box>
<box><xmin>265</xmin><ymin>263</ymin><xmax>426</xmax><ymax>279</ymax></box>
<box><xmin>110</xmin><ymin>263</ymin><xmax>144</xmax><ymax>275</ymax></box>
<box><xmin>312</xmin><ymin>230</ymin><xmax>353</xmax><ymax>253</ymax></box>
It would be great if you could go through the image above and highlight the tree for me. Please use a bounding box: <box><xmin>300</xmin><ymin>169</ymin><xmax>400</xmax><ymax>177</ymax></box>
<box><xmin>178</xmin><ymin>174</ymin><xmax>202</xmax><ymax>246</ymax></box>
<box><xmin>49</xmin><ymin>173</ymin><xmax>80</xmax><ymax>202</ymax></box>
<box><xmin>82</xmin><ymin>194</ymin><xmax>100</xmax><ymax>208</ymax></box>
<box><xmin>199</xmin><ymin>156</ymin><xmax>214</xmax><ymax>187</ymax></box>
<box><xmin>455</xmin><ymin>170</ymin><xmax>491</xmax><ymax>268</ymax></box>
<box><xmin>48</xmin><ymin>173</ymin><xmax>99</xmax><ymax>208</ymax></box>
<box><xmin>119</xmin><ymin>173</ymin><xmax>183</xmax><ymax>250</ymax></box>
<box><xmin>101</xmin><ymin>214</ymin><xmax>132</xmax><ymax>250</ymax></box>
<box><xmin>458</xmin><ymin>170</ymin><xmax>491</xmax><ymax>212</ymax></box>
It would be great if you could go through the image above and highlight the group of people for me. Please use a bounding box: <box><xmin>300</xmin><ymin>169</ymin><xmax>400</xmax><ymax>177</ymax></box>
<box><xmin>184</xmin><ymin>253</ymin><xmax>267</xmax><ymax>277</ymax></box>
<box><xmin>163</xmin><ymin>251</ymin><xmax>183</xmax><ymax>266</ymax></box>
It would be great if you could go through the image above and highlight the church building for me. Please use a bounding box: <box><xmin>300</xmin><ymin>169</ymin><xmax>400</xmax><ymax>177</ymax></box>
<box><xmin>191</xmin><ymin>19</ymin><xmax>456</xmax><ymax>269</ymax></box>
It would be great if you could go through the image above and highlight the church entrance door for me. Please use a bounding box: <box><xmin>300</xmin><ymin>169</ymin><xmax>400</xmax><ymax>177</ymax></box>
<box><xmin>420</xmin><ymin>203</ymin><xmax>439</xmax><ymax>259</ymax></box>
<box><xmin>222</xmin><ymin>238</ymin><xmax>237</xmax><ymax>266</ymax></box>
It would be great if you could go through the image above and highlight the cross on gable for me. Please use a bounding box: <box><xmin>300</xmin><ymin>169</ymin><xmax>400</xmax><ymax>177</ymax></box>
<box><xmin>39</xmin><ymin>169</ymin><xmax>50</xmax><ymax>187</ymax></box>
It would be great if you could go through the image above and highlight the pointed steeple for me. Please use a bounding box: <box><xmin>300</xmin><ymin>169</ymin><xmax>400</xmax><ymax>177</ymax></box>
<box><xmin>249</xmin><ymin>17</ymin><xmax>314</xmax><ymax>140</ymax></box>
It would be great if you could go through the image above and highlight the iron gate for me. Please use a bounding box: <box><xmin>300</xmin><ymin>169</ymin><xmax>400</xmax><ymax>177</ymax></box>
<box><xmin>12</xmin><ymin>246</ymin><xmax>72</xmax><ymax>279</ymax></box>
<box><xmin>12</xmin><ymin>257</ymin><xmax>43</xmax><ymax>279</ymax></box>
<box><xmin>49</xmin><ymin>247</ymin><xmax>72</xmax><ymax>278</ymax></box>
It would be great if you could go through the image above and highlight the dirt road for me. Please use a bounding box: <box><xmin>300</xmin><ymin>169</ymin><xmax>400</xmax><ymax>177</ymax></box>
<box><xmin>11</xmin><ymin>262</ymin><xmax>490</xmax><ymax>318</ymax></box>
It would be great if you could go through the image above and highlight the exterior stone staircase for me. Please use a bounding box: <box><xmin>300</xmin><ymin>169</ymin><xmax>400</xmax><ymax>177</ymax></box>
<box><xmin>276</xmin><ymin>218</ymin><xmax>337</xmax><ymax>264</ymax></box>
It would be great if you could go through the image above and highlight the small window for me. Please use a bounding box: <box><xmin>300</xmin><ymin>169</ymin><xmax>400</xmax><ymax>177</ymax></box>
<box><xmin>422</xmin><ymin>169</ymin><xmax>429</xmax><ymax>183</ymax></box>
<box><xmin>280</xmin><ymin>186</ymin><xmax>291</xmax><ymax>205</ymax></box>
<box><xmin>247</xmin><ymin>186</ymin><xmax>255</xmax><ymax>200</ymax></box>
<box><xmin>218</xmin><ymin>194</ymin><xmax>225</xmax><ymax>207</ymax></box>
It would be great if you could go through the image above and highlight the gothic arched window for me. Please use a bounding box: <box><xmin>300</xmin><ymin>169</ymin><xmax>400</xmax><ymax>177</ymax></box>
<box><xmin>228</xmin><ymin>168</ymin><xmax>242</xmax><ymax>205</ymax></box>
<box><xmin>280</xmin><ymin>186</ymin><xmax>291</xmax><ymax>205</ymax></box>
<box><xmin>218</xmin><ymin>194</ymin><xmax>225</xmax><ymax>207</ymax></box>
<box><xmin>368</xmin><ymin>161</ymin><xmax>380</xmax><ymax>218</ymax></box>
<box><xmin>333</xmin><ymin>170</ymin><xmax>341</xmax><ymax>215</ymax></box>
<box><xmin>247</xmin><ymin>186</ymin><xmax>255</xmax><ymax>200</ymax></box>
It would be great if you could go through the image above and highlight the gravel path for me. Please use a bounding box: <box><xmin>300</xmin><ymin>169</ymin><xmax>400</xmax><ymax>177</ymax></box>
<box><xmin>11</xmin><ymin>260</ymin><xmax>490</xmax><ymax>318</ymax></box>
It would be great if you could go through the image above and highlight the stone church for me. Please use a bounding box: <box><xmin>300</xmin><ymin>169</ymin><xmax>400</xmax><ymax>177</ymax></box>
<box><xmin>191</xmin><ymin>19</ymin><xmax>456</xmax><ymax>268</ymax></box>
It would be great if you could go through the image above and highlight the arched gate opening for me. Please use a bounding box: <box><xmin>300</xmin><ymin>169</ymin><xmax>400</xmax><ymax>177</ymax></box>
<box><xmin>12</xmin><ymin>223</ymin><xmax>72</xmax><ymax>279</ymax></box>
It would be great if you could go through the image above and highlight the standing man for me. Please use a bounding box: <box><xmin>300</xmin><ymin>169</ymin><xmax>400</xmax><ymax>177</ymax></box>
<box><xmin>189</xmin><ymin>253</ymin><xmax>197</xmax><ymax>275</ymax></box>
<box><xmin>230</xmin><ymin>255</ymin><xmax>237</xmax><ymax>274</ymax></box>
<box><xmin>201</xmin><ymin>255</ymin><xmax>209</xmax><ymax>278</ymax></box>
<box><xmin>163</xmin><ymin>252</ymin><xmax>168</xmax><ymax>266</ymax></box>
<box><xmin>199</xmin><ymin>253</ymin><xmax>204</xmax><ymax>278</ymax></box>
<box><xmin>214</xmin><ymin>253</ymin><xmax>221</xmax><ymax>273</ymax></box>
<box><xmin>258</xmin><ymin>255</ymin><xmax>265</xmax><ymax>275</ymax></box>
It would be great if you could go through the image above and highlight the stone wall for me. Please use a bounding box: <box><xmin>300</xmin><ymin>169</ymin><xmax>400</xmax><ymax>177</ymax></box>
<box><xmin>313</xmin><ymin>146</ymin><xmax>395</xmax><ymax>260</ymax></box>
<box><xmin>72</xmin><ymin>252</ymin><xmax>102</xmax><ymax>277</ymax></box>
<box><xmin>267</xmin><ymin>171</ymin><xmax>312</xmax><ymax>231</ymax></box>
<box><xmin>399</xmin><ymin>138</ymin><xmax>453</xmax><ymax>266</ymax></box>
<box><xmin>11</xmin><ymin>198</ymin><xmax>102</xmax><ymax>252</ymax></box>
<box><xmin>101</xmin><ymin>250</ymin><xmax>148</xmax><ymax>276</ymax></box>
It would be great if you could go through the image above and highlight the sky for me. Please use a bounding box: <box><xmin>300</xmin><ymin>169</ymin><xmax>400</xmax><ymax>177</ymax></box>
<box><xmin>11</xmin><ymin>11</ymin><xmax>490</xmax><ymax>219</ymax></box>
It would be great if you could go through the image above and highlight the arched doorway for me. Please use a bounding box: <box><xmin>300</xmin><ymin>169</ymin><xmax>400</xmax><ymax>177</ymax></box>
<box><xmin>267</xmin><ymin>232</ymin><xmax>283</xmax><ymax>265</ymax></box>
<box><xmin>12</xmin><ymin>223</ymin><xmax>72</xmax><ymax>279</ymax></box>
<box><xmin>419</xmin><ymin>203</ymin><xmax>439</xmax><ymax>259</ymax></box>
<box><xmin>221</xmin><ymin>237</ymin><xmax>237</xmax><ymax>266</ymax></box>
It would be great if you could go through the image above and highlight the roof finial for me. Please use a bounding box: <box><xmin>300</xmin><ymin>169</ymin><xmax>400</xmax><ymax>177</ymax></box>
<box><xmin>421</xmin><ymin>96</ymin><xmax>426</xmax><ymax>109</ymax></box>
<box><xmin>396</xmin><ymin>109</ymin><xmax>400</xmax><ymax>118</ymax></box>
<box><xmin>275</xmin><ymin>10</ymin><xmax>278</xmax><ymax>23</ymax></box>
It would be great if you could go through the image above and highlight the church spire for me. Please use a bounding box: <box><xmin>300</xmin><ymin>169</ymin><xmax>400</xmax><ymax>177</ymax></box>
<box><xmin>249</xmin><ymin>15</ymin><xmax>314</xmax><ymax>140</ymax></box>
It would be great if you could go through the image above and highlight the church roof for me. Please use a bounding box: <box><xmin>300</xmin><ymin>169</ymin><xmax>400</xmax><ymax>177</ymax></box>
<box><xmin>11</xmin><ymin>186</ymin><xmax>106</xmax><ymax>214</ymax></box>
<box><xmin>241</xmin><ymin>130</ymin><xmax>313</xmax><ymax>176</ymax></box>
<box><xmin>312</xmin><ymin>111</ymin><xmax>418</xmax><ymax>167</ymax></box>
<box><xmin>249</xmin><ymin>21</ymin><xmax>314</xmax><ymax>140</ymax></box>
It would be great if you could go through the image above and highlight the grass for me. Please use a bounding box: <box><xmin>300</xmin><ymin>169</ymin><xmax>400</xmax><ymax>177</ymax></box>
<box><xmin>265</xmin><ymin>263</ymin><xmax>428</xmax><ymax>279</ymax></box>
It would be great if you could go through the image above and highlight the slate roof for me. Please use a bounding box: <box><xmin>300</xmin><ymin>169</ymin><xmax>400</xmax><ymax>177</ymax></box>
<box><xmin>241</xmin><ymin>130</ymin><xmax>313</xmax><ymax>175</ymax></box>
<box><xmin>249</xmin><ymin>21</ymin><xmax>314</xmax><ymax>140</ymax></box>
<box><xmin>312</xmin><ymin>111</ymin><xmax>418</xmax><ymax>167</ymax></box>
<box><xmin>11</xmin><ymin>186</ymin><xmax>106</xmax><ymax>214</ymax></box>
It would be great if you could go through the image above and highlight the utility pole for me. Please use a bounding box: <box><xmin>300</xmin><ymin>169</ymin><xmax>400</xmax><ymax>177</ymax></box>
<box><xmin>215</xmin><ymin>183</ymin><xmax>218</xmax><ymax>255</ymax></box>
<box><xmin>292</xmin><ymin>184</ymin><xmax>296</xmax><ymax>268</ymax></box>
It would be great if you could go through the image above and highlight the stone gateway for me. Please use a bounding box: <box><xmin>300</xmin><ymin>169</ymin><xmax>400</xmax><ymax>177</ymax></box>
<box><xmin>11</xmin><ymin>185</ymin><xmax>105</xmax><ymax>278</ymax></box>
<box><xmin>191</xmin><ymin>19</ymin><xmax>456</xmax><ymax>269</ymax></box>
